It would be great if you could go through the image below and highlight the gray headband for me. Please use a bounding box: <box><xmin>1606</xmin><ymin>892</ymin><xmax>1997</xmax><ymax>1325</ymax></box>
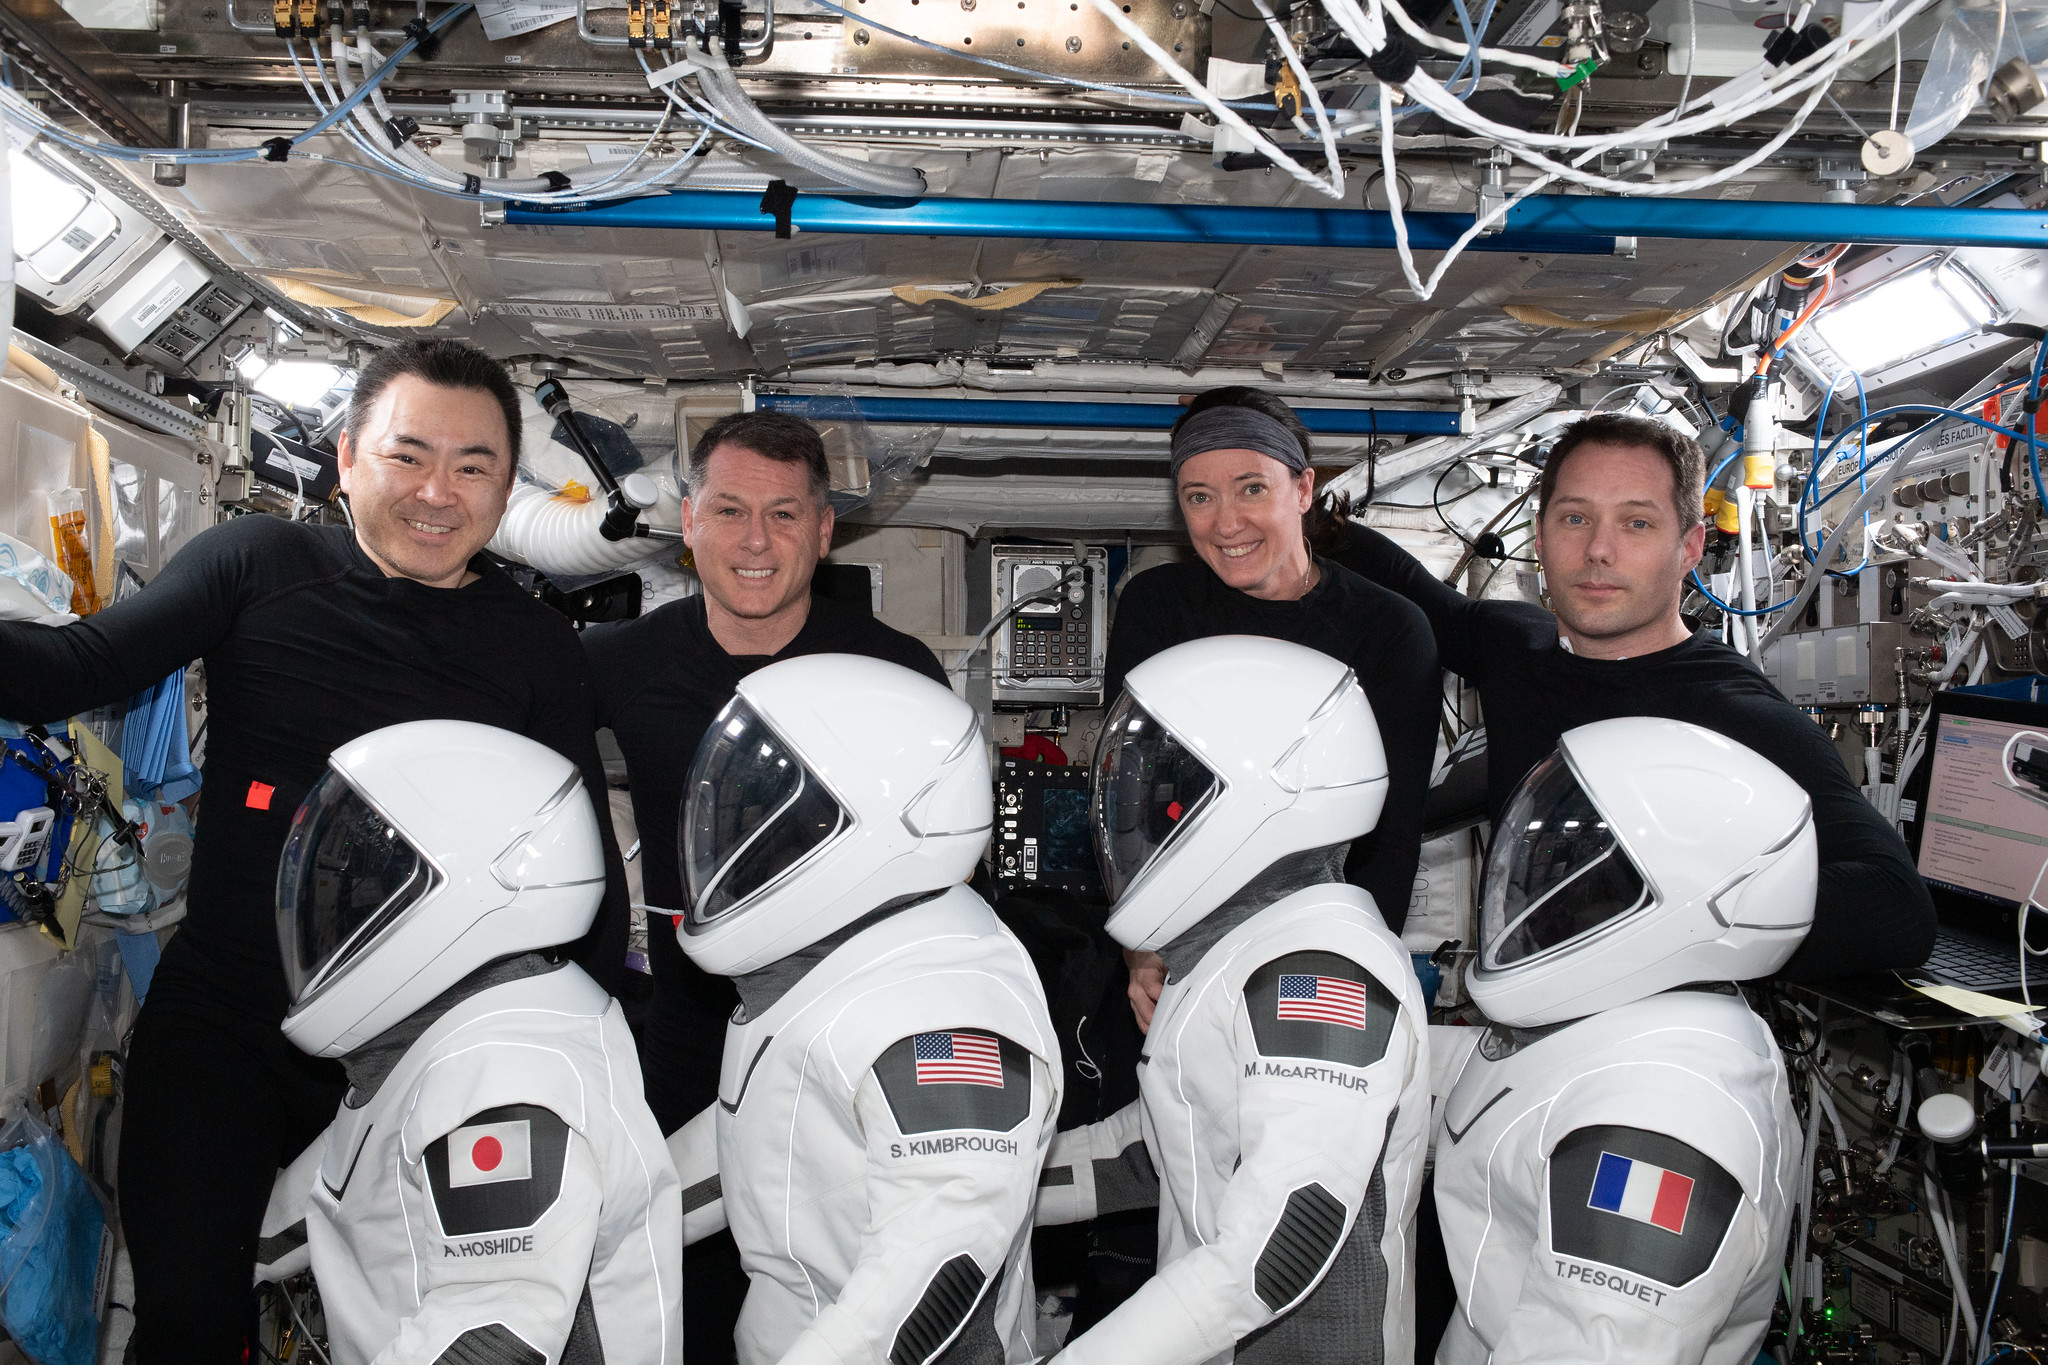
<box><xmin>1169</xmin><ymin>406</ymin><xmax>1308</xmax><ymax>478</ymax></box>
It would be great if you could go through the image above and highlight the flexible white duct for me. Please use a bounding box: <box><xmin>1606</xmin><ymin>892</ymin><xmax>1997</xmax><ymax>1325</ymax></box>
<box><xmin>696</xmin><ymin>66</ymin><xmax>926</xmax><ymax>197</ymax></box>
<box><xmin>488</xmin><ymin>483</ymin><xmax>667</xmax><ymax>578</ymax></box>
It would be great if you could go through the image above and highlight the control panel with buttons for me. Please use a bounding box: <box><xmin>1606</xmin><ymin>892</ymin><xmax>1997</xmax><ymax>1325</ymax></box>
<box><xmin>990</xmin><ymin>544</ymin><xmax>1109</xmax><ymax>707</ymax></box>
<box><xmin>991</xmin><ymin>759</ymin><xmax>1101</xmax><ymax>897</ymax></box>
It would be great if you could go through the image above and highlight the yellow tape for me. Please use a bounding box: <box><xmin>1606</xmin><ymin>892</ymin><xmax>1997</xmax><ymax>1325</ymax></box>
<box><xmin>86</xmin><ymin>424</ymin><xmax>114</xmax><ymax>602</ymax></box>
<box><xmin>265</xmin><ymin>276</ymin><xmax>458</xmax><ymax>329</ymax></box>
<box><xmin>891</xmin><ymin>279</ymin><xmax>1079</xmax><ymax>311</ymax></box>
<box><xmin>1500</xmin><ymin>303</ymin><xmax>1695</xmax><ymax>333</ymax></box>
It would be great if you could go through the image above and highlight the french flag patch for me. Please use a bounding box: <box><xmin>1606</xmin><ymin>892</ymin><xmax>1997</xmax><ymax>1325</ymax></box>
<box><xmin>1587</xmin><ymin>1152</ymin><xmax>1693</xmax><ymax>1235</ymax></box>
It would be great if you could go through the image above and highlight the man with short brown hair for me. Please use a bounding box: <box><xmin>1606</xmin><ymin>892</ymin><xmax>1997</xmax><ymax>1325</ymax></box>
<box><xmin>1339</xmin><ymin>413</ymin><xmax>1933</xmax><ymax>977</ymax></box>
<box><xmin>583</xmin><ymin>407</ymin><xmax>947</xmax><ymax>1364</ymax></box>
<box><xmin>0</xmin><ymin>338</ymin><xmax>628</xmax><ymax>1362</ymax></box>
<box><xmin>1335</xmin><ymin>410</ymin><xmax>1934</xmax><ymax>1363</ymax></box>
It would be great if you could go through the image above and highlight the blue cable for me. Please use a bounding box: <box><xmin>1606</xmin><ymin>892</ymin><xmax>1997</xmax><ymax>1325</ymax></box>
<box><xmin>7</xmin><ymin>2</ymin><xmax>473</xmax><ymax>163</ymax></box>
<box><xmin>1691</xmin><ymin>443</ymin><xmax>1799</xmax><ymax>616</ymax></box>
<box><xmin>1978</xmin><ymin>1095</ymin><xmax>2021</xmax><ymax>1365</ymax></box>
<box><xmin>1446</xmin><ymin>0</ymin><xmax>1499</xmax><ymax>96</ymax></box>
<box><xmin>2026</xmin><ymin>339</ymin><xmax>2048</xmax><ymax>506</ymax></box>
<box><xmin>1807</xmin><ymin>403</ymin><xmax>2043</xmax><ymax>515</ymax></box>
<box><xmin>1799</xmin><ymin>368</ymin><xmax>1871</xmax><ymax>576</ymax></box>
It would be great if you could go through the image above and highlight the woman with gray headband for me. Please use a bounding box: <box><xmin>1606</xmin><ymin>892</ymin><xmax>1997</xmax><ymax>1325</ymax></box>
<box><xmin>1104</xmin><ymin>386</ymin><xmax>1442</xmax><ymax>1030</ymax></box>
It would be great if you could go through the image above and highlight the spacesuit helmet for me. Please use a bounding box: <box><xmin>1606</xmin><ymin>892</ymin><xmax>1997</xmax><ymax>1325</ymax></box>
<box><xmin>1093</xmin><ymin>635</ymin><xmax>1387</xmax><ymax>953</ymax></box>
<box><xmin>680</xmin><ymin>654</ymin><xmax>991</xmax><ymax>977</ymax></box>
<box><xmin>276</xmin><ymin>719</ymin><xmax>606</xmax><ymax>1059</ymax></box>
<box><xmin>1467</xmin><ymin>716</ymin><xmax>1817</xmax><ymax>1029</ymax></box>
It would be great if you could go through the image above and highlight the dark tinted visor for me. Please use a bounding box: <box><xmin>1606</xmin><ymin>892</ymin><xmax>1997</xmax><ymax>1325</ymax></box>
<box><xmin>276</xmin><ymin>769</ymin><xmax>434</xmax><ymax>1005</ymax></box>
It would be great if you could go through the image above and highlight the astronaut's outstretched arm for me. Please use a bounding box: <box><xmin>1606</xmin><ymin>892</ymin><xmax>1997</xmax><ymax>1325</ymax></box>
<box><xmin>774</xmin><ymin>1032</ymin><xmax>1056</xmax><ymax>1365</ymax></box>
<box><xmin>1054</xmin><ymin>953</ymin><xmax>1419</xmax><ymax>1365</ymax></box>
<box><xmin>375</xmin><ymin>1106</ymin><xmax>605</xmax><ymax>1365</ymax></box>
<box><xmin>1034</xmin><ymin>1100</ymin><xmax>1155</xmax><ymax>1227</ymax></box>
<box><xmin>667</xmin><ymin>1104</ymin><xmax>728</xmax><ymax>1246</ymax></box>
<box><xmin>254</xmin><ymin>1138</ymin><xmax>325</xmax><ymax>1284</ymax></box>
<box><xmin>1485</xmin><ymin>1124</ymin><xmax>1764</xmax><ymax>1365</ymax></box>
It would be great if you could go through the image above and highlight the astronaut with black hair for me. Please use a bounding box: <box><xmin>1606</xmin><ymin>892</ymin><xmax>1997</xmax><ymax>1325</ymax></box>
<box><xmin>257</xmin><ymin>720</ymin><xmax>680</xmax><ymax>1364</ymax></box>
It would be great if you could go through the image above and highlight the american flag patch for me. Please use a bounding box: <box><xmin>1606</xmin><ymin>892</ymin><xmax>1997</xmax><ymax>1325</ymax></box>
<box><xmin>913</xmin><ymin>1031</ymin><xmax>1004</xmax><ymax>1088</ymax></box>
<box><xmin>1276</xmin><ymin>974</ymin><xmax>1369</xmax><ymax>1030</ymax></box>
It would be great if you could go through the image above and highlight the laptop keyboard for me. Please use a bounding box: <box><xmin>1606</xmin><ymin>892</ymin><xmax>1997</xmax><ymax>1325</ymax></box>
<box><xmin>1924</xmin><ymin>930</ymin><xmax>2024</xmax><ymax>989</ymax></box>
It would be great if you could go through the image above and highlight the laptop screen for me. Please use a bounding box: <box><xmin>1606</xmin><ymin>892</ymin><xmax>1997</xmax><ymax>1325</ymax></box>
<box><xmin>1917</xmin><ymin>709</ymin><xmax>2048</xmax><ymax>911</ymax></box>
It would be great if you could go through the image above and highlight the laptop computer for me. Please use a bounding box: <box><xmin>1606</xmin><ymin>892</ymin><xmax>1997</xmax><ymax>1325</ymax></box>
<box><xmin>1899</xmin><ymin>688</ymin><xmax>2048</xmax><ymax>995</ymax></box>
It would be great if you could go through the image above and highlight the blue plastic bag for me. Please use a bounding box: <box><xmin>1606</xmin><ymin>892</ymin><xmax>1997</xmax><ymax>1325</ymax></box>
<box><xmin>0</xmin><ymin>1115</ymin><xmax>107</xmax><ymax>1365</ymax></box>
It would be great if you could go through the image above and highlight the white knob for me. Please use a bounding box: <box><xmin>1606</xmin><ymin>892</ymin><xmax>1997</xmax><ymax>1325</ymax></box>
<box><xmin>619</xmin><ymin>472</ymin><xmax>659</xmax><ymax>510</ymax></box>
<box><xmin>1918</xmin><ymin>1092</ymin><xmax>1976</xmax><ymax>1143</ymax></box>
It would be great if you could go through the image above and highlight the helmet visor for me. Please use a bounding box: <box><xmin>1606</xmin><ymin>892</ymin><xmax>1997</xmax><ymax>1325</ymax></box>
<box><xmin>1479</xmin><ymin>749</ymin><xmax>1653</xmax><ymax>971</ymax></box>
<box><xmin>277</xmin><ymin>769</ymin><xmax>435</xmax><ymax>1006</ymax></box>
<box><xmin>683</xmin><ymin>697</ymin><xmax>848</xmax><ymax>928</ymax></box>
<box><xmin>1092</xmin><ymin>691</ymin><xmax>1219</xmax><ymax>902</ymax></box>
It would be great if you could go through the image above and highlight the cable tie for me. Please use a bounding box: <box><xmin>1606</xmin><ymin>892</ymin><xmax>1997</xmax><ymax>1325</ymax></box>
<box><xmin>261</xmin><ymin>137</ymin><xmax>293</xmax><ymax>162</ymax></box>
<box><xmin>383</xmin><ymin>113</ymin><xmax>421</xmax><ymax>147</ymax></box>
<box><xmin>759</xmin><ymin>178</ymin><xmax>798</xmax><ymax>238</ymax></box>
<box><xmin>539</xmin><ymin>170</ymin><xmax>572</xmax><ymax>191</ymax></box>
<box><xmin>1555</xmin><ymin>57</ymin><xmax>1600</xmax><ymax>91</ymax></box>
<box><xmin>1364</xmin><ymin>35</ymin><xmax>1418</xmax><ymax>87</ymax></box>
<box><xmin>462</xmin><ymin>172</ymin><xmax>481</xmax><ymax>194</ymax></box>
<box><xmin>1763</xmin><ymin>22</ymin><xmax>1829</xmax><ymax>66</ymax></box>
<box><xmin>402</xmin><ymin>15</ymin><xmax>441</xmax><ymax>56</ymax></box>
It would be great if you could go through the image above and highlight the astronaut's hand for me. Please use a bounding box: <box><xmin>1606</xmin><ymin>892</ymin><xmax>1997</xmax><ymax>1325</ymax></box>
<box><xmin>1123</xmin><ymin>949</ymin><xmax>1165</xmax><ymax>1033</ymax></box>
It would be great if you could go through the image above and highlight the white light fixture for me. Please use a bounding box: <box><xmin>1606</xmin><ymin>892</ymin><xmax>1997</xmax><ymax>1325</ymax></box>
<box><xmin>1801</xmin><ymin>260</ymin><xmax>2000</xmax><ymax>378</ymax></box>
<box><xmin>9</xmin><ymin>151</ymin><xmax>88</xmax><ymax>258</ymax></box>
<box><xmin>252</xmin><ymin>360</ymin><xmax>348</xmax><ymax>410</ymax></box>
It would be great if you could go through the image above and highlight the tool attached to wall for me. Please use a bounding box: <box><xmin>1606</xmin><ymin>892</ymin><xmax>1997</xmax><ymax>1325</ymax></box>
<box><xmin>531</xmin><ymin>379</ymin><xmax>664</xmax><ymax>543</ymax></box>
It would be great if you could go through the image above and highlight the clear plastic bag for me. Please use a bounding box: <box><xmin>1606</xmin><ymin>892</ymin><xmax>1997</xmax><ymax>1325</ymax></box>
<box><xmin>0</xmin><ymin>531</ymin><xmax>74</xmax><ymax>623</ymax></box>
<box><xmin>0</xmin><ymin>1109</ymin><xmax>108</xmax><ymax>1365</ymax></box>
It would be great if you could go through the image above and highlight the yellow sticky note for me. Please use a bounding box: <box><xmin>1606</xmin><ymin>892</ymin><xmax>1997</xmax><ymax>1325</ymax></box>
<box><xmin>1910</xmin><ymin>979</ymin><xmax>2043</xmax><ymax>1023</ymax></box>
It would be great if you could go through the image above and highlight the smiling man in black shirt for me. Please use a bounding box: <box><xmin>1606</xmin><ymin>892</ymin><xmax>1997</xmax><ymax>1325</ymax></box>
<box><xmin>582</xmin><ymin>409</ymin><xmax>943</xmax><ymax>1364</ymax></box>
<box><xmin>1337</xmin><ymin>412</ymin><xmax>1935</xmax><ymax>1365</ymax></box>
<box><xmin>0</xmin><ymin>340</ymin><xmax>627</xmax><ymax>1363</ymax></box>
<box><xmin>1333</xmin><ymin>411</ymin><xmax>1935</xmax><ymax>981</ymax></box>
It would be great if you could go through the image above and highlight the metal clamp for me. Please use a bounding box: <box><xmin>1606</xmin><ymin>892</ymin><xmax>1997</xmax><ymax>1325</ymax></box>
<box><xmin>575</xmin><ymin>0</ymin><xmax>772</xmax><ymax>56</ymax></box>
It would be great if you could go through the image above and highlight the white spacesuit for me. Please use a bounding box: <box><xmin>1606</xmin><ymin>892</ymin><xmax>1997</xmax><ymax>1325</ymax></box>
<box><xmin>1432</xmin><ymin>717</ymin><xmax>1816</xmax><ymax>1365</ymax></box>
<box><xmin>256</xmin><ymin>720</ymin><xmax>681</xmax><ymax>1365</ymax></box>
<box><xmin>1036</xmin><ymin>636</ymin><xmax>1431</xmax><ymax>1365</ymax></box>
<box><xmin>666</xmin><ymin>654</ymin><xmax>1060</xmax><ymax>1365</ymax></box>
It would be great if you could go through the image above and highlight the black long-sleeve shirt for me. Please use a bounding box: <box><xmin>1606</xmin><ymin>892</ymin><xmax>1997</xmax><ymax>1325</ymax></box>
<box><xmin>1104</xmin><ymin>557</ymin><xmax>1441</xmax><ymax>936</ymax></box>
<box><xmin>0</xmin><ymin>515</ymin><xmax>629</xmax><ymax>1024</ymax></box>
<box><xmin>583</xmin><ymin>591</ymin><xmax>948</xmax><ymax>1131</ymax></box>
<box><xmin>1329</xmin><ymin>523</ymin><xmax>1937</xmax><ymax>981</ymax></box>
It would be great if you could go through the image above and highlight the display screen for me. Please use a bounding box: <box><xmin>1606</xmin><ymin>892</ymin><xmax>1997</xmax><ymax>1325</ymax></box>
<box><xmin>1039</xmin><ymin>787</ymin><xmax>1094</xmax><ymax>873</ymax></box>
<box><xmin>1918</xmin><ymin>713</ymin><xmax>2048</xmax><ymax>909</ymax></box>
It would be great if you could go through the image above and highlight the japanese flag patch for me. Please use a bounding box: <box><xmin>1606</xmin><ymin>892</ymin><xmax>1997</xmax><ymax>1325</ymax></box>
<box><xmin>425</xmin><ymin>1104</ymin><xmax>569</xmax><ymax>1238</ymax></box>
<box><xmin>447</xmin><ymin>1119</ymin><xmax>533</xmax><ymax>1188</ymax></box>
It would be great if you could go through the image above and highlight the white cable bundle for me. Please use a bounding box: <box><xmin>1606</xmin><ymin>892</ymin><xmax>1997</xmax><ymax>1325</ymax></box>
<box><xmin>1319</xmin><ymin>0</ymin><xmax>1940</xmax><ymax>299</ymax></box>
<box><xmin>1082</xmin><ymin>0</ymin><xmax>1347</xmax><ymax>198</ymax></box>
